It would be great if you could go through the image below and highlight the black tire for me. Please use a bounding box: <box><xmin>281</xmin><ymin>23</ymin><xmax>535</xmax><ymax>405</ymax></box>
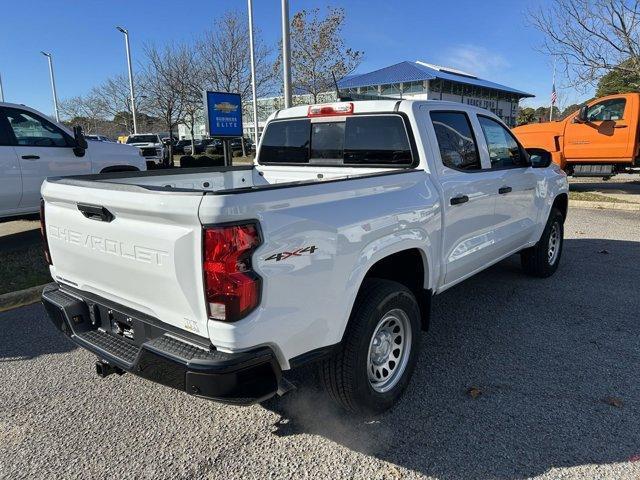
<box><xmin>521</xmin><ymin>208</ymin><xmax>564</xmax><ymax>278</ymax></box>
<box><xmin>319</xmin><ymin>279</ymin><xmax>421</xmax><ymax>415</ymax></box>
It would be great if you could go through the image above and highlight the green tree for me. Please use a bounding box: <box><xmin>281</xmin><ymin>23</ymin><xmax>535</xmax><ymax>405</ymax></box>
<box><xmin>596</xmin><ymin>59</ymin><xmax>640</xmax><ymax>96</ymax></box>
<box><xmin>561</xmin><ymin>103</ymin><xmax>583</xmax><ymax>118</ymax></box>
<box><xmin>517</xmin><ymin>107</ymin><xmax>536</xmax><ymax>125</ymax></box>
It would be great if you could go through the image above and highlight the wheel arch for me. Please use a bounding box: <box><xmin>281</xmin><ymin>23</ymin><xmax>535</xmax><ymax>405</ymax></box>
<box><xmin>350</xmin><ymin>247</ymin><xmax>433</xmax><ymax>333</ymax></box>
<box><xmin>552</xmin><ymin>192</ymin><xmax>568</xmax><ymax>221</ymax></box>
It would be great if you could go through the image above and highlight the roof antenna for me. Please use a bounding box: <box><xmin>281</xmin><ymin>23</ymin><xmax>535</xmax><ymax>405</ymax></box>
<box><xmin>332</xmin><ymin>71</ymin><xmax>352</xmax><ymax>101</ymax></box>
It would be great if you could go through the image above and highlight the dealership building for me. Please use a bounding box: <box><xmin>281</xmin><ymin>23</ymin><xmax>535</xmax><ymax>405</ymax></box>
<box><xmin>179</xmin><ymin>60</ymin><xmax>533</xmax><ymax>141</ymax></box>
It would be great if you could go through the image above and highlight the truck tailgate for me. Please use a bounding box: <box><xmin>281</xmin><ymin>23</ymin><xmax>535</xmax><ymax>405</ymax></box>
<box><xmin>42</xmin><ymin>180</ymin><xmax>210</xmax><ymax>340</ymax></box>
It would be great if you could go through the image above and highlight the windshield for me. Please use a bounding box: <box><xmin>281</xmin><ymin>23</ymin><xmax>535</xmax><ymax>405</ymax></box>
<box><xmin>259</xmin><ymin>115</ymin><xmax>413</xmax><ymax>166</ymax></box>
<box><xmin>127</xmin><ymin>135</ymin><xmax>158</xmax><ymax>144</ymax></box>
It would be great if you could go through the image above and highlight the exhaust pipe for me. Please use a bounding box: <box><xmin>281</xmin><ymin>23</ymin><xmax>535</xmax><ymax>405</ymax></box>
<box><xmin>95</xmin><ymin>360</ymin><xmax>125</xmax><ymax>378</ymax></box>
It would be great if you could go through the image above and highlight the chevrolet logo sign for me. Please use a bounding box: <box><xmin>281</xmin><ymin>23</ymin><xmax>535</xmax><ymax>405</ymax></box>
<box><xmin>214</xmin><ymin>102</ymin><xmax>238</xmax><ymax>113</ymax></box>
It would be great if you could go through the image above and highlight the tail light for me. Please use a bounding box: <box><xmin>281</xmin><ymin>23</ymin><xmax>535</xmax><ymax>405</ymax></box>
<box><xmin>307</xmin><ymin>102</ymin><xmax>354</xmax><ymax>117</ymax></box>
<box><xmin>39</xmin><ymin>199</ymin><xmax>52</xmax><ymax>265</ymax></box>
<box><xmin>203</xmin><ymin>223</ymin><xmax>262</xmax><ymax>322</ymax></box>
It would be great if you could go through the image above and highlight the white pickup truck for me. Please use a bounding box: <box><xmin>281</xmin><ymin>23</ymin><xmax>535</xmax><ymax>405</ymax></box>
<box><xmin>125</xmin><ymin>133</ymin><xmax>168</xmax><ymax>169</ymax></box>
<box><xmin>0</xmin><ymin>102</ymin><xmax>146</xmax><ymax>219</ymax></box>
<box><xmin>40</xmin><ymin>100</ymin><xmax>568</xmax><ymax>414</ymax></box>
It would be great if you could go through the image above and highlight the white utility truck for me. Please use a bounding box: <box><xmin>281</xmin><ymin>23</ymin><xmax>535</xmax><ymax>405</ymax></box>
<box><xmin>41</xmin><ymin>100</ymin><xmax>568</xmax><ymax>414</ymax></box>
<box><xmin>0</xmin><ymin>102</ymin><xmax>146</xmax><ymax>219</ymax></box>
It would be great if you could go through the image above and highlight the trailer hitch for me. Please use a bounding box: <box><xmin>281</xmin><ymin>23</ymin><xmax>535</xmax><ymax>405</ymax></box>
<box><xmin>95</xmin><ymin>360</ymin><xmax>125</xmax><ymax>378</ymax></box>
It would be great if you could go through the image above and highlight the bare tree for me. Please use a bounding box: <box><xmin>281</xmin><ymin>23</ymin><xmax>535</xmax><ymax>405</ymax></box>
<box><xmin>197</xmin><ymin>11</ymin><xmax>275</xmax><ymax>155</ymax></box>
<box><xmin>529</xmin><ymin>0</ymin><xmax>640</xmax><ymax>88</ymax></box>
<box><xmin>59</xmin><ymin>94</ymin><xmax>105</xmax><ymax>134</ymax></box>
<box><xmin>282</xmin><ymin>7</ymin><xmax>364</xmax><ymax>103</ymax></box>
<box><xmin>198</xmin><ymin>12</ymin><xmax>275</xmax><ymax>99</ymax></box>
<box><xmin>91</xmin><ymin>74</ymin><xmax>150</xmax><ymax>134</ymax></box>
<box><xmin>176</xmin><ymin>45</ymin><xmax>204</xmax><ymax>156</ymax></box>
<box><xmin>142</xmin><ymin>43</ymin><xmax>191</xmax><ymax>164</ymax></box>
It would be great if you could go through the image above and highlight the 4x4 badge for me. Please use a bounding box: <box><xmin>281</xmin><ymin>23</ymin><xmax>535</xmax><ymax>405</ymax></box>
<box><xmin>265</xmin><ymin>245</ymin><xmax>317</xmax><ymax>262</ymax></box>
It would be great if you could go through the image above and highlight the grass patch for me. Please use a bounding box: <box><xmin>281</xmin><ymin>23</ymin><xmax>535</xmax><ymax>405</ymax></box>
<box><xmin>0</xmin><ymin>245</ymin><xmax>51</xmax><ymax>295</ymax></box>
<box><xmin>569</xmin><ymin>191</ymin><xmax>632</xmax><ymax>204</ymax></box>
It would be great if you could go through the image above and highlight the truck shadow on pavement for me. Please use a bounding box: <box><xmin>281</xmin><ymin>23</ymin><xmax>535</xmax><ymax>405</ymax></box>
<box><xmin>0</xmin><ymin>302</ymin><xmax>78</xmax><ymax>362</ymax></box>
<box><xmin>263</xmin><ymin>237</ymin><xmax>640</xmax><ymax>479</ymax></box>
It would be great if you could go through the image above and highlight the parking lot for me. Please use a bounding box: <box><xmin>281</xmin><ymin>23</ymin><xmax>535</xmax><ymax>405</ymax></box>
<box><xmin>1</xmin><ymin>206</ymin><xmax>638</xmax><ymax>480</ymax></box>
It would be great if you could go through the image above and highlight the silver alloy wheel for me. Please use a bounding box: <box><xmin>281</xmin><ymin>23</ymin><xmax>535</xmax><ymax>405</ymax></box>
<box><xmin>548</xmin><ymin>222</ymin><xmax>561</xmax><ymax>265</ymax></box>
<box><xmin>367</xmin><ymin>308</ymin><xmax>412</xmax><ymax>393</ymax></box>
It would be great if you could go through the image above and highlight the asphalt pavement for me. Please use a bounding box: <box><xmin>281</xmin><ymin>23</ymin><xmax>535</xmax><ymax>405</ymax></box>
<box><xmin>0</xmin><ymin>216</ymin><xmax>40</xmax><ymax>253</ymax></box>
<box><xmin>1</xmin><ymin>207</ymin><xmax>639</xmax><ymax>479</ymax></box>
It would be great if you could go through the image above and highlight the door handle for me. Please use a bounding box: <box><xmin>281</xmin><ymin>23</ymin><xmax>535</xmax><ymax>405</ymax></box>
<box><xmin>450</xmin><ymin>195</ymin><xmax>469</xmax><ymax>205</ymax></box>
<box><xmin>498</xmin><ymin>186</ymin><xmax>512</xmax><ymax>194</ymax></box>
<box><xmin>21</xmin><ymin>155</ymin><xmax>40</xmax><ymax>160</ymax></box>
<box><xmin>614</xmin><ymin>124</ymin><xmax>628</xmax><ymax>128</ymax></box>
<box><xmin>77</xmin><ymin>203</ymin><xmax>114</xmax><ymax>222</ymax></box>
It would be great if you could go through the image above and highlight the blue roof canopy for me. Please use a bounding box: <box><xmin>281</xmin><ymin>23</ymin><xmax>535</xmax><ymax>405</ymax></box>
<box><xmin>337</xmin><ymin>61</ymin><xmax>533</xmax><ymax>98</ymax></box>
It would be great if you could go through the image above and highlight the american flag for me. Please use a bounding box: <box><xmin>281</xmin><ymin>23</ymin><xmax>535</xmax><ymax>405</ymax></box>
<box><xmin>551</xmin><ymin>83</ymin><xmax>557</xmax><ymax>105</ymax></box>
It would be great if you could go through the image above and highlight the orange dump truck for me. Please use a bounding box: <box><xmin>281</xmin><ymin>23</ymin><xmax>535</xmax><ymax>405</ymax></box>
<box><xmin>513</xmin><ymin>93</ymin><xmax>640</xmax><ymax>177</ymax></box>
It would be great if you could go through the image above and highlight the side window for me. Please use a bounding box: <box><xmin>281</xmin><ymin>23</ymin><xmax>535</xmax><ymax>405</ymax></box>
<box><xmin>478</xmin><ymin>115</ymin><xmax>529</xmax><ymax>169</ymax></box>
<box><xmin>430</xmin><ymin>111</ymin><xmax>481</xmax><ymax>171</ymax></box>
<box><xmin>4</xmin><ymin>108</ymin><xmax>69</xmax><ymax>147</ymax></box>
<box><xmin>586</xmin><ymin>98</ymin><xmax>626</xmax><ymax>121</ymax></box>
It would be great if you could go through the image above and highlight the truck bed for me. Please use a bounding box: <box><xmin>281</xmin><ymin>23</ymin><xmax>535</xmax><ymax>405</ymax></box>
<box><xmin>48</xmin><ymin>165</ymin><xmax>403</xmax><ymax>194</ymax></box>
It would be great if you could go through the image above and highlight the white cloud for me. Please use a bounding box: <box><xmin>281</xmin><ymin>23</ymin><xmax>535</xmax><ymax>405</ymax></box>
<box><xmin>437</xmin><ymin>44</ymin><xmax>509</xmax><ymax>78</ymax></box>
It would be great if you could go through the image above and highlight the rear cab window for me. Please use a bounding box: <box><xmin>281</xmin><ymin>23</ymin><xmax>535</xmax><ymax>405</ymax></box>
<box><xmin>258</xmin><ymin>114</ymin><xmax>415</xmax><ymax>167</ymax></box>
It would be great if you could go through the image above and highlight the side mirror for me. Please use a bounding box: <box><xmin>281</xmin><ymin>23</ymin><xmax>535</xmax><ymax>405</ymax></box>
<box><xmin>73</xmin><ymin>125</ymin><xmax>88</xmax><ymax>156</ymax></box>
<box><xmin>527</xmin><ymin>149</ymin><xmax>552</xmax><ymax>168</ymax></box>
<box><xmin>576</xmin><ymin>105</ymin><xmax>589</xmax><ymax>123</ymax></box>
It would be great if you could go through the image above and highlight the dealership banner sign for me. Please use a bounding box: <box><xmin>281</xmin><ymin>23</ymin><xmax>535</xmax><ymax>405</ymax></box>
<box><xmin>204</xmin><ymin>91</ymin><xmax>243</xmax><ymax>137</ymax></box>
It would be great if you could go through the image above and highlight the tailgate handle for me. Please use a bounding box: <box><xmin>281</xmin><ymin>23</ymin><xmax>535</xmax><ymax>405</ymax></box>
<box><xmin>77</xmin><ymin>203</ymin><xmax>114</xmax><ymax>222</ymax></box>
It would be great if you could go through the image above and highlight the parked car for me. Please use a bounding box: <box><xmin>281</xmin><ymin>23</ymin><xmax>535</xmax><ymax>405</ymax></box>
<box><xmin>513</xmin><ymin>92</ymin><xmax>640</xmax><ymax>177</ymax></box>
<box><xmin>85</xmin><ymin>135</ymin><xmax>114</xmax><ymax>142</ymax></box>
<box><xmin>173</xmin><ymin>139</ymin><xmax>192</xmax><ymax>155</ymax></box>
<box><xmin>229</xmin><ymin>137</ymin><xmax>253</xmax><ymax>153</ymax></box>
<box><xmin>183</xmin><ymin>138</ymin><xmax>221</xmax><ymax>156</ymax></box>
<box><xmin>40</xmin><ymin>100</ymin><xmax>568</xmax><ymax>415</ymax></box>
<box><xmin>0</xmin><ymin>102</ymin><xmax>145</xmax><ymax>219</ymax></box>
<box><xmin>125</xmin><ymin>133</ymin><xmax>167</xmax><ymax>168</ymax></box>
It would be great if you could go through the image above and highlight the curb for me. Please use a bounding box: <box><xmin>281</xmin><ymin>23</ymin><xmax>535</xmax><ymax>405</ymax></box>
<box><xmin>569</xmin><ymin>199</ymin><xmax>640</xmax><ymax>212</ymax></box>
<box><xmin>0</xmin><ymin>283</ymin><xmax>49</xmax><ymax>313</ymax></box>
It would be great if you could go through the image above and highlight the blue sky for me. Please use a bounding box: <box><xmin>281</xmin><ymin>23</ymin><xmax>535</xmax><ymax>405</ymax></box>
<box><xmin>0</xmin><ymin>0</ymin><xmax>592</xmax><ymax>116</ymax></box>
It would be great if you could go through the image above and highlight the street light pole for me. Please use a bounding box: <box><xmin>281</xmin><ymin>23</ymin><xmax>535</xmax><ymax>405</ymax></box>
<box><xmin>0</xmin><ymin>73</ymin><xmax>4</xmax><ymax>102</ymax></box>
<box><xmin>41</xmin><ymin>52</ymin><xmax>60</xmax><ymax>122</ymax></box>
<box><xmin>247</xmin><ymin>0</ymin><xmax>260</xmax><ymax>144</ymax></box>
<box><xmin>116</xmin><ymin>26</ymin><xmax>138</xmax><ymax>134</ymax></box>
<box><xmin>281</xmin><ymin>0</ymin><xmax>292</xmax><ymax>108</ymax></box>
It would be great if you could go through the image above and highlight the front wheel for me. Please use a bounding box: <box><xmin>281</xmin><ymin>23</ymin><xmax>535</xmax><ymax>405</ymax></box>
<box><xmin>521</xmin><ymin>208</ymin><xmax>564</xmax><ymax>278</ymax></box>
<box><xmin>319</xmin><ymin>279</ymin><xmax>421</xmax><ymax>415</ymax></box>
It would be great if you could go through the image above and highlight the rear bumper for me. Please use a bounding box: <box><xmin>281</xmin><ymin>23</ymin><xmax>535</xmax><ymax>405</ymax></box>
<box><xmin>41</xmin><ymin>284</ymin><xmax>281</xmax><ymax>405</ymax></box>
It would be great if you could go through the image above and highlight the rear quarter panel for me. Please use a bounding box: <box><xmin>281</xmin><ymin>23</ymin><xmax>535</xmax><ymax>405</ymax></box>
<box><xmin>200</xmin><ymin>171</ymin><xmax>441</xmax><ymax>366</ymax></box>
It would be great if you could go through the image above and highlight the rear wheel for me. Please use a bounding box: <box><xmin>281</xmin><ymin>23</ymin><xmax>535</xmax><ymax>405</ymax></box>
<box><xmin>319</xmin><ymin>279</ymin><xmax>421</xmax><ymax>415</ymax></box>
<box><xmin>521</xmin><ymin>208</ymin><xmax>564</xmax><ymax>277</ymax></box>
